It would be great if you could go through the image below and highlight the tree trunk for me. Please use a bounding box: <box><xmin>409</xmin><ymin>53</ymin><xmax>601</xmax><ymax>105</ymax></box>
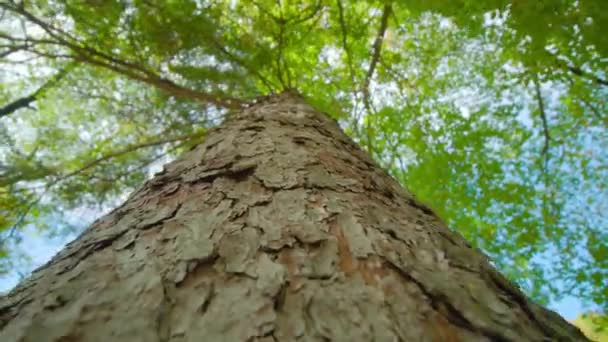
<box><xmin>0</xmin><ymin>92</ymin><xmax>587</xmax><ymax>341</ymax></box>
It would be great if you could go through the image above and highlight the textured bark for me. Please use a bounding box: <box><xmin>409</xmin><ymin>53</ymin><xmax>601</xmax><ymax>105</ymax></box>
<box><xmin>0</xmin><ymin>92</ymin><xmax>587</xmax><ymax>341</ymax></box>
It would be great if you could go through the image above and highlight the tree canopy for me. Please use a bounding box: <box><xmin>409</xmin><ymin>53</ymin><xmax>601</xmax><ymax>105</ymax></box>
<box><xmin>0</xmin><ymin>0</ymin><xmax>606</xmax><ymax>321</ymax></box>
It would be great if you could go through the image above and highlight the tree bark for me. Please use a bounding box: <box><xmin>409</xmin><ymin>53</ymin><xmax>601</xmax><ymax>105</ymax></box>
<box><xmin>0</xmin><ymin>92</ymin><xmax>587</xmax><ymax>341</ymax></box>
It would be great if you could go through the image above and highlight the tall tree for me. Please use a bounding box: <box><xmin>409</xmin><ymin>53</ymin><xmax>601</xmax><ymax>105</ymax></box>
<box><xmin>0</xmin><ymin>0</ymin><xmax>606</xmax><ymax>325</ymax></box>
<box><xmin>0</xmin><ymin>92</ymin><xmax>588</xmax><ymax>341</ymax></box>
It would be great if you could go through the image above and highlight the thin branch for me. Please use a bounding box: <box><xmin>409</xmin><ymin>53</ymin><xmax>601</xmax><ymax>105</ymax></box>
<box><xmin>72</xmin><ymin>53</ymin><xmax>242</xmax><ymax>108</ymax></box>
<box><xmin>567</xmin><ymin>65</ymin><xmax>608</xmax><ymax>87</ymax></box>
<box><xmin>275</xmin><ymin>6</ymin><xmax>288</xmax><ymax>89</ymax></box>
<box><xmin>209</xmin><ymin>39</ymin><xmax>276</xmax><ymax>91</ymax></box>
<box><xmin>336</xmin><ymin>0</ymin><xmax>357</xmax><ymax>89</ymax></box>
<box><xmin>545</xmin><ymin>49</ymin><xmax>608</xmax><ymax>87</ymax></box>
<box><xmin>88</xmin><ymin>151</ymin><xmax>167</xmax><ymax>184</ymax></box>
<box><xmin>20</xmin><ymin>46</ymin><xmax>72</xmax><ymax>60</ymax></box>
<box><xmin>579</xmin><ymin>97</ymin><xmax>607</xmax><ymax>126</ymax></box>
<box><xmin>362</xmin><ymin>3</ymin><xmax>391</xmax><ymax>154</ymax></box>
<box><xmin>336</xmin><ymin>0</ymin><xmax>363</xmax><ymax>139</ymax></box>
<box><xmin>214</xmin><ymin>10</ymin><xmax>286</xmax><ymax>91</ymax></box>
<box><xmin>0</xmin><ymin>32</ymin><xmax>63</xmax><ymax>59</ymax></box>
<box><xmin>0</xmin><ymin>65</ymin><xmax>73</xmax><ymax>118</ymax></box>
<box><xmin>1</xmin><ymin>3</ymin><xmax>244</xmax><ymax>109</ymax></box>
<box><xmin>251</xmin><ymin>0</ymin><xmax>278</xmax><ymax>20</ymax></box>
<box><xmin>0</xmin><ymin>195</ymin><xmax>42</xmax><ymax>244</ymax></box>
<box><xmin>56</xmin><ymin>130</ymin><xmax>206</xmax><ymax>182</ymax></box>
<box><xmin>0</xmin><ymin>31</ymin><xmax>62</xmax><ymax>46</ymax></box>
<box><xmin>250</xmin><ymin>0</ymin><xmax>323</xmax><ymax>90</ymax></box>
<box><xmin>379</xmin><ymin>59</ymin><xmax>417</xmax><ymax>95</ymax></box>
<box><xmin>0</xmin><ymin>94</ymin><xmax>35</xmax><ymax>117</ymax></box>
<box><xmin>0</xmin><ymin>2</ymin><xmax>75</xmax><ymax>48</ymax></box>
<box><xmin>290</xmin><ymin>2</ymin><xmax>322</xmax><ymax>25</ymax></box>
<box><xmin>88</xmin><ymin>135</ymin><xmax>192</xmax><ymax>185</ymax></box>
<box><xmin>564</xmin><ymin>75</ymin><xmax>607</xmax><ymax>127</ymax></box>
<box><xmin>533</xmin><ymin>74</ymin><xmax>550</xmax><ymax>172</ymax></box>
<box><xmin>363</xmin><ymin>4</ymin><xmax>391</xmax><ymax>93</ymax></box>
<box><xmin>0</xmin><ymin>132</ymin><xmax>197</xmax><ymax>244</ymax></box>
<box><xmin>0</xmin><ymin>43</ymin><xmax>28</xmax><ymax>58</ymax></box>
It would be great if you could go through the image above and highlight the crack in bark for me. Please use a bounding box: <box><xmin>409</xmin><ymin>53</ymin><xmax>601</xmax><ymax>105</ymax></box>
<box><xmin>139</xmin><ymin>203</ymin><xmax>182</xmax><ymax>230</ymax></box>
<box><xmin>157</xmin><ymin>278</ymin><xmax>173</xmax><ymax>342</ymax></box>
<box><xmin>406</xmin><ymin>198</ymin><xmax>436</xmax><ymax>216</ymax></box>
<box><xmin>186</xmin><ymin>161</ymin><xmax>258</xmax><ymax>185</ymax></box>
<box><xmin>384</xmin><ymin>260</ymin><xmax>511</xmax><ymax>342</ymax></box>
<box><xmin>0</xmin><ymin>297</ymin><xmax>33</xmax><ymax>330</ymax></box>
<box><xmin>175</xmin><ymin>254</ymin><xmax>219</xmax><ymax>288</ymax></box>
<box><xmin>273</xmin><ymin>282</ymin><xmax>288</xmax><ymax>312</ymax></box>
<box><xmin>54</xmin><ymin>228</ymin><xmax>132</xmax><ymax>276</ymax></box>
<box><xmin>484</xmin><ymin>267</ymin><xmax>579</xmax><ymax>340</ymax></box>
<box><xmin>199</xmin><ymin>283</ymin><xmax>215</xmax><ymax>315</ymax></box>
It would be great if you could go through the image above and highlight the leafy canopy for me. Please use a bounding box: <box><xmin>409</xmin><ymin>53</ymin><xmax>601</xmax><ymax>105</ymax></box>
<box><xmin>1</xmin><ymin>0</ymin><xmax>607</xmax><ymax>317</ymax></box>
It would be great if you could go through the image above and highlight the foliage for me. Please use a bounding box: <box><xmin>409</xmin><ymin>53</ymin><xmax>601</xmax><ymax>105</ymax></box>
<box><xmin>0</xmin><ymin>0</ymin><xmax>606</xmax><ymax>317</ymax></box>
<box><xmin>573</xmin><ymin>312</ymin><xmax>608</xmax><ymax>341</ymax></box>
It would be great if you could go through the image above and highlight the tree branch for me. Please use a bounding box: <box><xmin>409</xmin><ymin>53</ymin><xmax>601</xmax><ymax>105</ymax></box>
<box><xmin>0</xmin><ymin>132</ymin><xmax>198</xmax><ymax>243</ymax></box>
<box><xmin>209</xmin><ymin>39</ymin><xmax>276</xmax><ymax>92</ymax></box>
<box><xmin>544</xmin><ymin>49</ymin><xmax>608</xmax><ymax>87</ymax></box>
<box><xmin>579</xmin><ymin>97</ymin><xmax>607</xmax><ymax>126</ymax></box>
<box><xmin>0</xmin><ymin>43</ymin><xmax>28</xmax><ymax>58</ymax></box>
<box><xmin>290</xmin><ymin>2</ymin><xmax>322</xmax><ymax>25</ymax></box>
<box><xmin>214</xmin><ymin>12</ymin><xmax>290</xmax><ymax>92</ymax></box>
<box><xmin>336</xmin><ymin>0</ymin><xmax>357</xmax><ymax>88</ymax></box>
<box><xmin>0</xmin><ymin>65</ymin><xmax>72</xmax><ymax>118</ymax></box>
<box><xmin>0</xmin><ymin>195</ymin><xmax>41</xmax><ymax>244</ymax></box>
<box><xmin>57</xmin><ymin>130</ymin><xmax>207</xmax><ymax>182</ymax></box>
<box><xmin>379</xmin><ymin>59</ymin><xmax>417</xmax><ymax>95</ymax></box>
<box><xmin>1</xmin><ymin>3</ymin><xmax>245</xmax><ymax>109</ymax></box>
<box><xmin>363</xmin><ymin>4</ymin><xmax>391</xmax><ymax>93</ymax></box>
<box><xmin>567</xmin><ymin>65</ymin><xmax>608</xmax><ymax>87</ymax></box>
<box><xmin>564</xmin><ymin>75</ymin><xmax>607</xmax><ymax>127</ymax></box>
<box><xmin>335</xmin><ymin>0</ymin><xmax>364</xmax><ymax>140</ymax></box>
<box><xmin>533</xmin><ymin>74</ymin><xmax>550</xmax><ymax>171</ymax></box>
<box><xmin>275</xmin><ymin>4</ymin><xmax>288</xmax><ymax>90</ymax></box>
<box><xmin>0</xmin><ymin>95</ymin><xmax>35</xmax><ymax>117</ymax></box>
<box><xmin>362</xmin><ymin>3</ymin><xmax>391</xmax><ymax>154</ymax></box>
